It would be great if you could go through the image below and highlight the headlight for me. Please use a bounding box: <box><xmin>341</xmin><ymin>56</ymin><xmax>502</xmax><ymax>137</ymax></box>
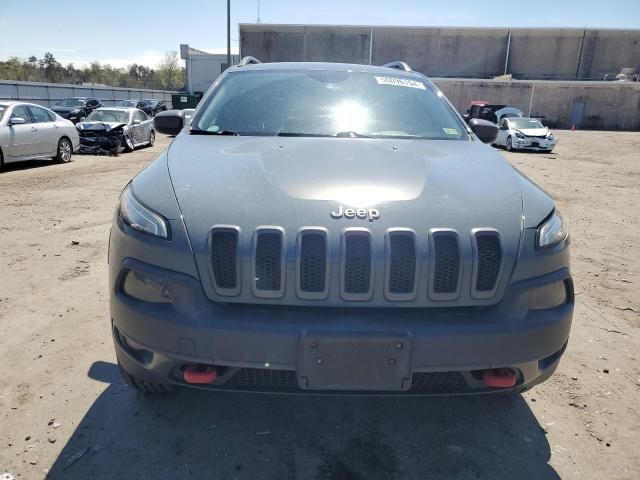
<box><xmin>515</xmin><ymin>132</ymin><xmax>525</xmax><ymax>139</ymax></box>
<box><xmin>537</xmin><ymin>210</ymin><xmax>568</xmax><ymax>248</ymax></box>
<box><xmin>547</xmin><ymin>133</ymin><xmax>555</xmax><ymax>140</ymax></box>
<box><xmin>117</xmin><ymin>184</ymin><xmax>169</xmax><ymax>238</ymax></box>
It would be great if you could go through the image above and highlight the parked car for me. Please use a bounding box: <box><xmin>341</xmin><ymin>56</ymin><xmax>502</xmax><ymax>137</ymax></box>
<box><xmin>51</xmin><ymin>97</ymin><xmax>103</xmax><ymax>124</ymax></box>
<box><xmin>115</xmin><ymin>99</ymin><xmax>154</xmax><ymax>115</ymax></box>
<box><xmin>464</xmin><ymin>101</ymin><xmax>523</xmax><ymax>124</ymax></box>
<box><xmin>113</xmin><ymin>59</ymin><xmax>573</xmax><ymax>396</ymax></box>
<box><xmin>0</xmin><ymin>101</ymin><xmax>79</xmax><ymax>169</ymax></box>
<box><xmin>142</xmin><ymin>99</ymin><xmax>167</xmax><ymax>116</ymax></box>
<box><xmin>76</xmin><ymin>107</ymin><xmax>154</xmax><ymax>155</ymax></box>
<box><xmin>493</xmin><ymin>117</ymin><xmax>558</xmax><ymax>152</ymax></box>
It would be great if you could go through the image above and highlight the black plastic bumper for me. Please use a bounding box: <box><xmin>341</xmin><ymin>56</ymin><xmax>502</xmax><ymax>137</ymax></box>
<box><xmin>110</xmin><ymin>257</ymin><xmax>573</xmax><ymax>395</ymax></box>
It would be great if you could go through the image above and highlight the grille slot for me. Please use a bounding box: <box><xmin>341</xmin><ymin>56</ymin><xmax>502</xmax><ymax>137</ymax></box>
<box><xmin>298</xmin><ymin>230</ymin><xmax>329</xmax><ymax>299</ymax></box>
<box><xmin>253</xmin><ymin>228</ymin><xmax>285</xmax><ymax>298</ymax></box>
<box><xmin>472</xmin><ymin>231</ymin><xmax>502</xmax><ymax>298</ymax></box>
<box><xmin>385</xmin><ymin>231</ymin><xmax>418</xmax><ymax>300</ymax></box>
<box><xmin>342</xmin><ymin>231</ymin><xmax>373</xmax><ymax>300</ymax></box>
<box><xmin>210</xmin><ymin>227</ymin><xmax>240</xmax><ymax>295</ymax></box>
<box><xmin>429</xmin><ymin>231</ymin><xmax>461</xmax><ymax>300</ymax></box>
<box><xmin>226</xmin><ymin>368</ymin><xmax>298</xmax><ymax>389</ymax></box>
<box><xmin>410</xmin><ymin>372</ymin><xmax>468</xmax><ymax>393</ymax></box>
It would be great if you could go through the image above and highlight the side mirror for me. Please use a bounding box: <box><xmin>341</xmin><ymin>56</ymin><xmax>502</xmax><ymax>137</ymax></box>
<box><xmin>154</xmin><ymin>110</ymin><xmax>184</xmax><ymax>136</ymax></box>
<box><xmin>468</xmin><ymin>118</ymin><xmax>498</xmax><ymax>144</ymax></box>
<box><xmin>132</xmin><ymin>119</ymin><xmax>141</xmax><ymax>125</ymax></box>
<box><xmin>9</xmin><ymin>117</ymin><xmax>26</xmax><ymax>125</ymax></box>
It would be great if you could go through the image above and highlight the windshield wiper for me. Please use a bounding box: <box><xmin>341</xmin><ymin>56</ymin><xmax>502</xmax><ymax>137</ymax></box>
<box><xmin>276</xmin><ymin>132</ymin><xmax>332</xmax><ymax>137</ymax></box>
<box><xmin>190</xmin><ymin>129</ymin><xmax>240</xmax><ymax>136</ymax></box>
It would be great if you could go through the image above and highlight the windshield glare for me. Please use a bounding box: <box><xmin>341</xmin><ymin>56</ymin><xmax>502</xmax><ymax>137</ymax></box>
<box><xmin>86</xmin><ymin>109</ymin><xmax>130</xmax><ymax>123</ymax></box>
<box><xmin>510</xmin><ymin>118</ymin><xmax>544</xmax><ymax>129</ymax></box>
<box><xmin>56</xmin><ymin>98</ymin><xmax>85</xmax><ymax>107</ymax></box>
<box><xmin>194</xmin><ymin>70</ymin><xmax>467</xmax><ymax>140</ymax></box>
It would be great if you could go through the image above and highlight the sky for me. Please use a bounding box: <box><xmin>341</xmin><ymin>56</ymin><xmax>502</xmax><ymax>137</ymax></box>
<box><xmin>1</xmin><ymin>0</ymin><xmax>639</xmax><ymax>68</ymax></box>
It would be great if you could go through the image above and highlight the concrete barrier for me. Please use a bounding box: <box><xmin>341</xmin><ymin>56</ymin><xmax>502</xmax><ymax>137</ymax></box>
<box><xmin>0</xmin><ymin>80</ymin><xmax>177</xmax><ymax>109</ymax></box>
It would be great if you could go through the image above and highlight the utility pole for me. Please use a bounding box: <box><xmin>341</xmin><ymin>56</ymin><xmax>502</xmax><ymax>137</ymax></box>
<box><xmin>226</xmin><ymin>0</ymin><xmax>231</xmax><ymax>69</ymax></box>
<box><xmin>257</xmin><ymin>0</ymin><xmax>261</xmax><ymax>23</ymax></box>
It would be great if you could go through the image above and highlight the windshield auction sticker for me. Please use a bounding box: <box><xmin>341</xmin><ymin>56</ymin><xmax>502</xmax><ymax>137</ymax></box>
<box><xmin>375</xmin><ymin>76</ymin><xmax>426</xmax><ymax>90</ymax></box>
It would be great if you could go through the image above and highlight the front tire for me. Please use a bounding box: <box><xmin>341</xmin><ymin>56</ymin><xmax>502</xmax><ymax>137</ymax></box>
<box><xmin>123</xmin><ymin>135</ymin><xmax>135</xmax><ymax>152</ymax></box>
<box><xmin>506</xmin><ymin>136</ymin><xmax>514</xmax><ymax>152</ymax></box>
<box><xmin>55</xmin><ymin>138</ymin><xmax>72</xmax><ymax>163</ymax></box>
<box><xmin>148</xmin><ymin>130</ymin><xmax>155</xmax><ymax>147</ymax></box>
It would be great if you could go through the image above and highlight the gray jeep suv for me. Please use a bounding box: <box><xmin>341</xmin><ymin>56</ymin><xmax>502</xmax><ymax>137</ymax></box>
<box><xmin>109</xmin><ymin>58</ymin><xmax>573</xmax><ymax>395</ymax></box>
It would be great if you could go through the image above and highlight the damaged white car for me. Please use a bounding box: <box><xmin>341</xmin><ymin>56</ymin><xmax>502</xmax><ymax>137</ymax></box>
<box><xmin>76</xmin><ymin>107</ymin><xmax>155</xmax><ymax>155</ymax></box>
<box><xmin>493</xmin><ymin>117</ymin><xmax>557</xmax><ymax>152</ymax></box>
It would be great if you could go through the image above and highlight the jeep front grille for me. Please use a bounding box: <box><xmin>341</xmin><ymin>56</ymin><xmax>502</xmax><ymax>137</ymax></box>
<box><xmin>253</xmin><ymin>228</ymin><xmax>285</xmax><ymax>298</ymax></box>
<box><xmin>342</xmin><ymin>230</ymin><xmax>373</xmax><ymax>300</ymax></box>
<box><xmin>210</xmin><ymin>227</ymin><xmax>240</xmax><ymax>295</ymax></box>
<box><xmin>208</xmin><ymin>226</ymin><xmax>504</xmax><ymax>304</ymax></box>
<box><xmin>472</xmin><ymin>230</ymin><xmax>503</xmax><ymax>299</ymax></box>
<box><xmin>297</xmin><ymin>229</ymin><xmax>329</xmax><ymax>299</ymax></box>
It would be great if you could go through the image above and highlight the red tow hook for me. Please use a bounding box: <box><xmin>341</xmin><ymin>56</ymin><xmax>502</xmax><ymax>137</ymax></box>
<box><xmin>184</xmin><ymin>364</ymin><xmax>217</xmax><ymax>384</ymax></box>
<box><xmin>483</xmin><ymin>368</ymin><xmax>517</xmax><ymax>388</ymax></box>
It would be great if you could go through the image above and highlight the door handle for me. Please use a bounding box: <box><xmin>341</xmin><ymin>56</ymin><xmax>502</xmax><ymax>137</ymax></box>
<box><xmin>53</xmin><ymin>124</ymin><xmax>59</xmax><ymax>128</ymax></box>
<box><xmin>31</xmin><ymin>126</ymin><xmax>37</xmax><ymax>132</ymax></box>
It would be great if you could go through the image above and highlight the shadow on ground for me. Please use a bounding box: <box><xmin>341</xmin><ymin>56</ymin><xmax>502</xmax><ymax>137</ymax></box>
<box><xmin>46</xmin><ymin>361</ymin><xmax>558</xmax><ymax>480</ymax></box>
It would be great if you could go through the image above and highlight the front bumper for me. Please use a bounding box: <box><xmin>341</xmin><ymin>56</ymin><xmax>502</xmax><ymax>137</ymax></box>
<box><xmin>78</xmin><ymin>133</ymin><xmax>125</xmax><ymax>155</ymax></box>
<box><xmin>110</xmin><ymin>257</ymin><xmax>574</xmax><ymax>395</ymax></box>
<box><xmin>514</xmin><ymin>137</ymin><xmax>557</xmax><ymax>151</ymax></box>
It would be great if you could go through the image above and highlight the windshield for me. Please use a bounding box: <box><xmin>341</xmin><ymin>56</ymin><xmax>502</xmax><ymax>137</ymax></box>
<box><xmin>86</xmin><ymin>109</ymin><xmax>130</xmax><ymax>123</ymax></box>
<box><xmin>194</xmin><ymin>70</ymin><xmax>467</xmax><ymax>140</ymax></box>
<box><xmin>510</xmin><ymin>118</ymin><xmax>544</xmax><ymax>129</ymax></box>
<box><xmin>56</xmin><ymin>98</ymin><xmax>85</xmax><ymax>107</ymax></box>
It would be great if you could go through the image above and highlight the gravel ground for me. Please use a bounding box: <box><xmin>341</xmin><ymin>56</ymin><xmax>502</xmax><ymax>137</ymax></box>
<box><xmin>0</xmin><ymin>131</ymin><xmax>638</xmax><ymax>480</ymax></box>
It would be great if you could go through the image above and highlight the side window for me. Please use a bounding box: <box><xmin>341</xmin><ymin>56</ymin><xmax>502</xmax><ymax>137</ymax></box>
<box><xmin>499</xmin><ymin>119</ymin><xmax>507</xmax><ymax>130</ymax></box>
<box><xmin>29</xmin><ymin>106</ymin><xmax>54</xmax><ymax>123</ymax></box>
<box><xmin>138</xmin><ymin>110</ymin><xmax>149</xmax><ymax>121</ymax></box>
<box><xmin>11</xmin><ymin>106</ymin><xmax>32</xmax><ymax>123</ymax></box>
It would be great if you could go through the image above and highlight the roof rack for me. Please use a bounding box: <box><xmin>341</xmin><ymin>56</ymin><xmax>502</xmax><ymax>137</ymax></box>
<box><xmin>381</xmin><ymin>61</ymin><xmax>413</xmax><ymax>72</ymax></box>
<box><xmin>238</xmin><ymin>56</ymin><xmax>262</xmax><ymax>67</ymax></box>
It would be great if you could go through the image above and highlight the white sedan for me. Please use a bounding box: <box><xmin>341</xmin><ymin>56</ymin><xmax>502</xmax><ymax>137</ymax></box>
<box><xmin>0</xmin><ymin>101</ymin><xmax>80</xmax><ymax>169</ymax></box>
<box><xmin>493</xmin><ymin>117</ymin><xmax>558</xmax><ymax>153</ymax></box>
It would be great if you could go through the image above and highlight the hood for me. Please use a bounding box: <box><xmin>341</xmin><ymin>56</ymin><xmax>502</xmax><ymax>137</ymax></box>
<box><xmin>167</xmin><ymin>135</ymin><xmax>523</xmax><ymax>229</ymax></box>
<box><xmin>517</xmin><ymin>127</ymin><xmax>548</xmax><ymax>137</ymax></box>
<box><xmin>76</xmin><ymin>122</ymin><xmax>127</xmax><ymax>132</ymax></box>
<box><xmin>166</xmin><ymin>135</ymin><xmax>525</xmax><ymax>306</ymax></box>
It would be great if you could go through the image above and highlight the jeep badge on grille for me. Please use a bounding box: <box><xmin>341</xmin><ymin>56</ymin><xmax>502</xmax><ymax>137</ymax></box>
<box><xmin>330</xmin><ymin>205</ymin><xmax>380</xmax><ymax>222</ymax></box>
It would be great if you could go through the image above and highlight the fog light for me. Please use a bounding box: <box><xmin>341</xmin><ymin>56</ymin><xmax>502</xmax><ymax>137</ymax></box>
<box><xmin>122</xmin><ymin>270</ymin><xmax>172</xmax><ymax>303</ymax></box>
<box><xmin>528</xmin><ymin>280</ymin><xmax>568</xmax><ymax>310</ymax></box>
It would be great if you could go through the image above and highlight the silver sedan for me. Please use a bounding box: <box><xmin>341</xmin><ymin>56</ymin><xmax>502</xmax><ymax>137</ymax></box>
<box><xmin>0</xmin><ymin>101</ymin><xmax>80</xmax><ymax>170</ymax></box>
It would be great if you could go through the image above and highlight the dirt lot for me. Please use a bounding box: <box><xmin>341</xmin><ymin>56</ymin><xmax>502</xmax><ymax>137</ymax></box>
<box><xmin>0</xmin><ymin>131</ymin><xmax>639</xmax><ymax>480</ymax></box>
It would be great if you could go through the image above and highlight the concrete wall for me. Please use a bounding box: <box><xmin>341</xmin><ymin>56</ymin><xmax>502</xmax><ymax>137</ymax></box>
<box><xmin>239</xmin><ymin>24</ymin><xmax>640</xmax><ymax>80</ymax></box>
<box><xmin>0</xmin><ymin>80</ymin><xmax>176</xmax><ymax>108</ymax></box>
<box><xmin>435</xmin><ymin>78</ymin><xmax>640</xmax><ymax>130</ymax></box>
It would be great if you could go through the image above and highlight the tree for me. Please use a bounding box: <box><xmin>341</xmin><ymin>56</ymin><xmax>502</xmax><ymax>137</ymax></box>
<box><xmin>157</xmin><ymin>51</ymin><xmax>184</xmax><ymax>90</ymax></box>
<box><xmin>0</xmin><ymin>51</ymin><xmax>184</xmax><ymax>90</ymax></box>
